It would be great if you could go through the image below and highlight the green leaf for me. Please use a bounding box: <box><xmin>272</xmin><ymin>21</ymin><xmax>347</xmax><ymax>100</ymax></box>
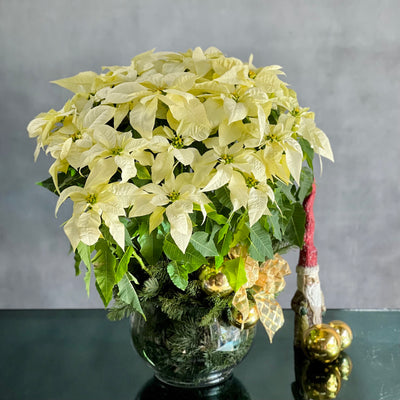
<box><xmin>283</xmin><ymin>203</ymin><xmax>306</xmax><ymax>247</ymax></box>
<box><xmin>217</xmin><ymin>223</ymin><xmax>230</xmax><ymax>243</ymax></box>
<box><xmin>268</xmin><ymin>212</ymin><xmax>282</xmax><ymax>241</ymax></box>
<box><xmin>36</xmin><ymin>167</ymin><xmax>87</xmax><ymax>195</ymax></box>
<box><xmin>276</xmin><ymin>181</ymin><xmax>296</xmax><ymax>203</ymax></box>
<box><xmin>215</xmin><ymin>255</ymin><xmax>224</xmax><ymax>268</ymax></box>
<box><xmin>115</xmin><ymin>246</ymin><xmax>134</xmax><ymax>283</ymax></box>
<box><xmin>299</xmin><ymin>137</ymin><xmax>315</xmax><ymax>169</ymax></box>
<box><xmin>297</xmin><ymin>166</ymin><xmax>314</xmax><ymax>203</ymax></box>
<box><xmin>120</xmin><ymin>217</ymin><xmax>139</xmax><ymax>238</ymax></box>
<box><xmin>77</xmin><ymin>242</ymin><xmax>92</xmax><ymax>270</ymax></box>
<box><xmin>190</xmin><ymin>231</ymin><xmax>219</xmax><ymax>257</ymax></box>
<box><xmin>221</xmin><ymin>257</ymin><xmax>247</xmax><ymax>292</ymax></box>
<box><xmin>215</xmin><ymin>186</ymin><xmax>233</xmax><ymax>209</ymax></box>
<box><xmin>75</xmin><ymin>242</ymin><xmax>93</xmax><ymax>297</ymax></box>
<box><xmin>231</xmin><ymin>215</ymin><xmax>250</xmax><ymax>248</ymax></box>
<box><xmin>137</xmin><ymin>229</ymin><xmax>164</xmax><ymax>265</ymax></box>
<box><xmin>163</xmin><ymin>235</ymin><xmax>207</xmax><ymax>270</ymax></box>
<box><xmin>136</xmin><ymin>163</ymin><xmax>151</xmax><ymax>180</ymax></box>
<box><xmin>73</xmin><ymin>252</ymin><xmax>81</xmax><ymax>276</ymax></box>
<box><xmin>248</xmin><ymin>221</ymin><xmax>274</xmax><ymax>262</ymax></box>
<box><xmin>167</xmin><ymin>261</ymin><xmax>189</xmax><ymax>290</ymax></box>
<box><xmin>219</xmin><ymin>229</ymin><xmax>233</xmax><ymax>258</ymax></box>
<box><xmin>117</xmin><ymin>273</ymin><xmax>145</xmax><ymax>318</ymax></box>
<box><xmin>268</xmin><ymin>108</ymin><xmax>280</xmax><ymax>125</ymax></box>
<box><xmin>84</xmin><ymin>267</ymin><xmax>91</xmax><ymax>298</ymax></box>
<box><xmin>92</xmin><ymin>239</ymin><xmax>117</xmax><ymax>307</ymax></box>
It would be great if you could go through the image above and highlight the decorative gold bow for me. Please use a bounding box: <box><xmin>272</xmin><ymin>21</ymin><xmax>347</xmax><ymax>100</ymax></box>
<box><xmin>230</xmin><ymin>248</ymin><xmax>291</xmax><ymax>343</ymax></box>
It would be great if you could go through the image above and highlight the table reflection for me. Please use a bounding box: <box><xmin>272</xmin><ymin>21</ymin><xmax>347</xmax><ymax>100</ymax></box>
<box><xmin>292</xmin><ymin>348</ymin><xmax>353</xmax><ymax>400</ymax></box>
<box><xmin>135</xmin><ymin>376</ymin><xmax>251</xmax><ymax>400</ymax></box>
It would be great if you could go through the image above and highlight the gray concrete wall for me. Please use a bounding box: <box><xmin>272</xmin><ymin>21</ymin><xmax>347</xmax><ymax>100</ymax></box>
<box><xmin>1</xmin><ymin>0</ymin><xmax>399</xmax><ymax>309</ymax></box>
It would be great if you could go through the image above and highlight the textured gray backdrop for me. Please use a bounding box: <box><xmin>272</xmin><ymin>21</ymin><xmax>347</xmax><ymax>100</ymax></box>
<box><xmin>0</xmin><ymin>0</ymin><xmax>399</xmax><ymax>309</ymax></box>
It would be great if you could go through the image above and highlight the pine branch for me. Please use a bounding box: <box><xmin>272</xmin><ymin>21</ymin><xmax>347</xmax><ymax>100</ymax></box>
<box><xmin>107</xmin><ymin>297</ymin><xmax>137</xmax><ymax>321</ymax></box>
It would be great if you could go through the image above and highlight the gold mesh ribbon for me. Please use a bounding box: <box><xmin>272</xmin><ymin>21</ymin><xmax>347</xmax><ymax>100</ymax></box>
<box><xmin>229</xmin><ymin>246</ymin><xmax>259</xmax><ymax>322</ymax></box>
<box><xmin>253</xmin><ymin>254</ymin><xmax>291</xmax><ymax>342</ymax></box>
<box><xmin>229</xmin><ymin>248</ymin><xmax>290</xmax><ymax>342</ymax></box>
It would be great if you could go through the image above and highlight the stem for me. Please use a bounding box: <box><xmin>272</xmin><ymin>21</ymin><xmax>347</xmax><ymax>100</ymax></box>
<box><xmin>131</xmin><ymin>247</ymin><xmax>151</xmax><ymax>275</ymax></box>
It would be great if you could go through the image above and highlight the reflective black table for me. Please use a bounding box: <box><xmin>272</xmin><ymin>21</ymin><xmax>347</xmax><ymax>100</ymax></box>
<box><xmin>0</xmin><ymin>309</ymin><xmax>399</xmax><ymax>399</ymax></box>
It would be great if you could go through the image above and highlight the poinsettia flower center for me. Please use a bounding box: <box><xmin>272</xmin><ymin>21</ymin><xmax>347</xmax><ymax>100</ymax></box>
<box><xmin>245</xmin><ymin>176</ymin><xmax>259</xmax><ymax>188</ymax></box>
<box><xmin>167</xmin><ymin>191</ymin><xmax>180</xmax><ymax>202</ymax></box>
<box><xmin>86</xmin><ymin>193</ymin><xmax>97</xmax><ymax>205</ymax></box>
<box><xmin>220</xmin><ymin>154</ymin><xmax>234</xmax><ymax>164</ymax></box>
<box><xmin>171</xmin><ymin>135</ymin><xmax>184</xmax><ymax>149</ymax></box>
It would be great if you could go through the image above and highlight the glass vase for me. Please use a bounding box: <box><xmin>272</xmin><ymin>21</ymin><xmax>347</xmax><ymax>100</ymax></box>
<box><xmin>130</xmin><ymin>300</ymin><xmax>256</xmax><ymax>388</ymax></box>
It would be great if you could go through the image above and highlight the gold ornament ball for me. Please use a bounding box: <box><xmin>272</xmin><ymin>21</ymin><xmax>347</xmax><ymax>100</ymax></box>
<box><xmin>302</xmin><ymin>363</ymin><xmax>342</xmax><ymax>400</ymax></box>
<box><xmin>329</xmin><ymin>320</ymin><xmax>353</xmax><ymax>350</ymax></box>
<box><xmin>334</xmin><ymin>352</ymin><xmax>353</xmax><ymax>381</ymax></box>
<box><xmin>302</xmin><ymin>324</ymin><xmax>342</xmax><ymax>364</ymax></box>
<box><xmin>230</xmin><ymin>304</ymin><xmax>259</xmax><ymax>329</ymax></box>
<box><xmin>200</xmin><ymin>270</ymin><xmax>233</xmax><ymax>297</ymax></box>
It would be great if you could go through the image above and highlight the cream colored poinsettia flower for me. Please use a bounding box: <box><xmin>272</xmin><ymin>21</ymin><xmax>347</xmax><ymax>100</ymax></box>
<box><xmin>199</xmin><ymin>142</ymin><xmax>264</xmax><ymax>194</ymax></box>
<box><xmin>27</xmin><ymin>101</ymin><xmax>75</xmax><ymax>161</ymax></box>
<box><xmin>148</xmin><ymin>126</ymin><xmax>199</xmax><ymax>183</ymax></box>
<box><xmin>228</xmin><ymin>173</ymin><xmax>275</xmax><ymax>226</ymax></box>
<box><xmin>297</xmin><ymin>117</ymin><xmax>334</xmax><ymax>162</ymax></box>
<box><xmin>99</xmin><ymin>71</ymin><xmax>198</xmax><ymax>139</ymax></box>
<box><xmin>259</xmin><ymin>114</ymin><xmax>303</xmax><ymax>184</ymax></box>
<box><xmin>129</xmin><ymin>173</ymin><xmax>210</xmax><ymax>253</ymax></box>
<box><xmin>80</xmin><ymin>125</ymin><xmax>153</xmax><ymax>183</ymax></box>
<box><xmin>55</xmin><ymin>159</ymin><xmax>137</xmax><ymax>250</ymax></box>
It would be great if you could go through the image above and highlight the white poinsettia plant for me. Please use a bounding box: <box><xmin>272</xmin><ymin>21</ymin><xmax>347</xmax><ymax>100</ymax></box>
<box><xmin>28</xmin><ymin>47</ymin><xmax>333</xmax><ymax>339</ymax></box>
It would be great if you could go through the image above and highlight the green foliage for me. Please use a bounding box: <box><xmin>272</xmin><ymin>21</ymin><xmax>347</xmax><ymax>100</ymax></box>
<box><xmin>37</xmin><ymin>167</ymin><xmax>87</xmax><ymax>195</ymax></box>
<box><xmin>299</xmin><ymin>137</ymin><xmax>315</xmax><ymax>170</ymax></box>
<box><xmin>137</xmin><ymin>226</ymin><xmax>164</xmax><ymax>265</ymax></box>
<box><xmin>297</xmin><ymin>166</ymin><xmax>314</xmax><ymax>203</ymax></box>
<box><xmin>163</xmin><ymin>235</ymin><xmax>207</xmax><ymax>270</ymax></box>
<box><xmin>282</xmin><ymin>203</ymin><xmax>306</xmax><ymax>248</ymax></box>
<box><xmin>117</xmin><ymin>273</ymin><xmax>145</xmax><ymax>318</ymax></box>
<box><xmin>268</xmin><ymin>212</ymin><xmax>282</xmax><ymax>241</ymax></box>
<box><xmin>77</xmin><ymin>242</ymin><xmax>92</xmax><ymax>271</ymax></box>
<box><xmin>248</xmin><ymin>221</ymin><xmax>274</xmax><ymax>262</ymax></box>
<box><xmin>139</xmin><ymin>277</ymin><xmax>160</xmax><ymax>301</ymax></box>
<box><xmin>167</xmin><ymin>261</ymin><xmax>190</xmax><ymax>291</ymax></box>
<box><xmin>92</xmin><ymin>239</ymin><xmax>116</xmax><ymax>307</ymax></box>
<box><xmin>190</xmin><ymin>231</ymin><xmax>219</xmax><ymax>257</ymax></box>
<box><xmin>107</xmin><ymin>297</ymin><xmax>140</xmax><ymax>321</ymax></box>
<box><xmin>115</xmin><ymin>246</ymin><xmax>134</xmax><ymax>283</ymax></box>
<box><xmin>221</xmin><ymin>257</ymin><xmax>247</xmax><ymax>292</ymax></box>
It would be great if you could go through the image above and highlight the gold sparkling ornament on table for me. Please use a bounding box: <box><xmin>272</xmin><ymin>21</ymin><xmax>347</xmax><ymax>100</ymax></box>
<box><xmin>302</xmin><ymin>324</ymin><xmax>342</xmax><ymax>364</ymax></box>
<box><xmin>329</xmin><ymin>320</ymin><xmax>353</xmax><ymax>350</ymax></box>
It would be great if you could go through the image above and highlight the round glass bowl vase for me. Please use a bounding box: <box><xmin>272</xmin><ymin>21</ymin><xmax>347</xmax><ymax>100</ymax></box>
<box><xmin>130</xmin><ymin>301</ymin><xmax>256</xmax><ymax>388</ymax></box>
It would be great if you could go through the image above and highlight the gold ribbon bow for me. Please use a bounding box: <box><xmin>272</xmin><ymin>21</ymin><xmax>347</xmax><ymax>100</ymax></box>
<box><xmin>230</xmin><ymin>248</ymin><xmax>291</xmax><ymax>343</ymax></box>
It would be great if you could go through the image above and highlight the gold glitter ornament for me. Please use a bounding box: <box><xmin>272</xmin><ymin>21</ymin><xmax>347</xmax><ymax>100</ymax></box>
<box><xmin>329</xmin><ymin>320</ymin><xmax>353</xmax><ymax>350</ymax></box>
<box><xmin>334</xmin><ymin>352</ymin><xmax>353</xmax><ymax>380</ymax></box>
<box><xmin>302</xmin><ymin>363</ymin><xmax>342</xmax><ymax>400</ymax></box>
<box><xmin>230</xmin><ymin>302</ymin><xmax>259</xmax><ymax>329</ymax></box>
<box><xmin>302</xmin><ymin>324</ymin><xmax>342</xmax><ymax>363</ymax></box>
<box><xmin>199</xmin><ymin>268</ymin><xmax>233</xmax><ymax>297</ymax></box>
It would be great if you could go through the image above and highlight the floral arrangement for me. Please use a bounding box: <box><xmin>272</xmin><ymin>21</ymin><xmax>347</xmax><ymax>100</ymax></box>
<box><xmin>28</xmin><ymin>47</ymin><xmax>333</xmax><ymax>342</ymax></box>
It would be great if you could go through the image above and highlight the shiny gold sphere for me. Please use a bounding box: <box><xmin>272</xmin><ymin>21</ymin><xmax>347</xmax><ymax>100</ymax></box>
<box><xmin>302</xmin><ymin>363</ymin><xmax>342</xmax><ymax>400</ymax></box>
<box><xmin>303</xmin><ymin>324</ymin><xmax>342</xmax><ymax>364</ymax></box>
<box><xmin>200</xmin><ymin>270</ymin><xmax>233</xmax><ymax>297</ymax></box>
<box><xmin>230</xmin><ymin>303</ymin><xmax>259</xmax><ymax>329</ymax></box>
<box><xmin>334</xmin><ymin>352</ymin><xmax>353</xmax><ymax>380</ymax></box>
<box><xmin>329</xmin><ymin>320</ymin><xmax>353</xmax><ymax>350</ymax></box>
